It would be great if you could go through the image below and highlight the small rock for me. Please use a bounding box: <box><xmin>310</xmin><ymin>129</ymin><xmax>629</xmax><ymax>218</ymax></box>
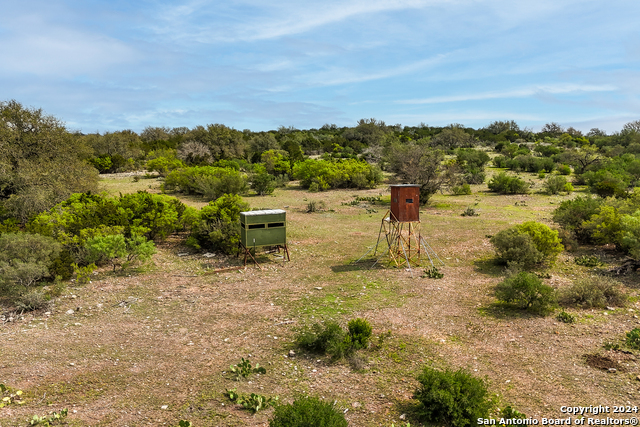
<box><xmin>177</xmin><ymin>252</ymin><xmax>189</xmax><ymax>257</ymax></box>
<box><xmin>44</xmin><ymin>312</ymin><xmax>51</xmax><ymax>316</ymax></box>
<box><xmin>66</xmin><ymin>309</ymin><xmax>74</xmax><ymax>315</ymax></box>
<box><xmin>636</xmin><ymin>375</ymin><xmax>640</xmax><ymax>381</ymax></box>
<box><xmin>400</xmin><ymin>414</ymin><xmax>407</xmax><ymax>420</ymax></box>
<box><xmin>314</xmin><ymin>287</ymin><xmax>322</xmax><ymax>290</ymax></box>
<box><xmin>608</xmin><ymin>368</ymin><xmax>617</xmax><ymax>373</ymax></box>
<box><xmin>288</xmin><ymin>350</ymin><xmax>296</xmax><ymax>357</ymax></box>
<box><xmin>161</xmin><ymin>405</ymin><xmax>168</xmax><ymax>410</ymax></box>
<box><xmin>71</xmin><ymin>295</ymin><xmax>77</xmax><ymax>299</ymax></box>
<box><xmin>352</xmin><ymin>402</ymin><xmax>361</xmax><ymax>408</ymax></box>
<box><xmin>69</xmin><ymin>362</ymin><xmax>75</xmax><ymax>366</ymax></box>
<box><xmin>606</xmin><ymin>307</ymin><xmax>616</xmax><ymax>311</ymax></box>
<box><xmin>202</xmin><ymin>253</ymin><xmax>216</xmax><ymax>258</ymax></box>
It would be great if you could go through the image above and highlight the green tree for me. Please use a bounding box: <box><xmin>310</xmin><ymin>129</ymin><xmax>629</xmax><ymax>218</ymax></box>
<box><xmin>385</xmin><ymin>143</ymin><xmax>460</xmax><ymax>204</ymax></box>
<box><xmin>0</xmin><ymin>100</ymin><xmax>99</xmax><ymax>221</ymax></box>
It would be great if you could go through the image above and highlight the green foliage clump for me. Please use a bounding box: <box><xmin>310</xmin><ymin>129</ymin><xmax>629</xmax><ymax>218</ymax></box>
<box><xmin>146</xmin><ymin>155</ymin><xmax>184</xmax><ymax>177</ymax></box>
<box><xmin>583</xmin><ymin>169</ymin><xmax>631</xmax><ymax>198</ymax></box>
<box><xmin>451</xmin><ymin>184</ymin><xmax>472</xmax><ymax>195</ymax></box>
<box><xmin>296</xmin><ymin>318</ymin><xmax>372</xmax><ymax>359</ymax></box>
<box><xmin>347</xmin><ymin>318</ymin><xmax>373</xmax><ymax>350</ymax></box>
<box><xmin>499</xmin><ymin>406</ymin><xmax>527</xmax><ymax>421</ymax></box>
<box><xmin>226</xmin><ymin>389</ymin><xmax>278</xmax><ymax>413</ymax></box>
<box><xmin>251</xmin><ymin>165</ymin><xmax>277</xmax><ymax>195</ymax></box>
<box><xmin>269</xmin><ymin>396</ymin><xmax>348</xmax><ymax>427</ymax></box>
<box><xmin>490</xmin><ymin>222</ymin><xmax>563</xmax><ymax>269</ymax></box>
<box><xmin>422</xmin><ymin>266</ymin><xmax>444</xmax><ymax>278</ymax></box>
<box><xmin>558</xmin><ymin>277</ymin><xmax>627</xmax><ymax>309</ymax></box>
<box><xmin>229</xmin><ymin>358</ymin><xmax>266</xmax><ymax>381</ymax></box>
<box><xmin>163</xmin><ymin>166</ymin><xmax>248</xmax><ymax>200</ymax></box>
<box><xmin>574</xmin><ymin>255</ymin><xmax>603</xmax><ymax>267</ymax></box>
<box><xmin>29</xmin><ymin>408</ymin><xmax>68</xmax><ymax>426</ymax></box>
<box><xmin>0</xmin><ymin>233</ymin><xmax>61</xmax><ymax>289</ymax></box>
<box><xmin>0</xmin><ymin>384</ymin><xmax>24</xmax><ymax>408</ymax></box>
<box><xmin>556</xmin><ymin>310</ymin><xmax>576</xmax><ymax>324</ymax></box>
<box><xmin>0</xmin><ymin>100</ymin><xmax>99</xmax><ymax>222</ymax></box>
<box><xmin>293</xmin><ymin>159</ymin><xmax>382</xmax><ymax>190</ymax></box>
<box><xmin>557</xmin><ymin>164</ymin><xmax>572</xmax><ymax>175</ymax></box>
<box><xmin>85</xmin><ymin>233</ymin><xmax>156</xmax><ymax>271</ymax></box>
<box><xmin>188</xmin><ymin>194</ymin><xmax>250</xmax><ymax>255</ymax></box>
<box><xmin>461</xmin><ymin>207</ymin><xmax>479</xmax><ymax>217</ymax></box>
<box><xmin>495</xmin><ymin>272</ymin><xmax>557</xmax><ymax>315</ymax></box>
<box><xmin>14</xmin><ymin>288</ymin><xmax>52</xmax><ymax>312</ymax></box>
<box><xmin>626</xmin><ymin>328</ymin><xmax>640</xmax><ymax>350</ymax></box>
<box><xmin>487</xmin><ymin>172</ymin><xmax>528</xmax><ymax>194</ymax></box>
<box><xmin>543</xmin><ymin>175</ymin><xmax>572</xmax><ymax>195</ymax></box>
<box><xmin>28</xmin><ymin>192</ymin><xmax>195</xmax><ymax>251</ymax></box>
<box><xmin>552</xmin><ymin>196</ymin><xmax>603</xmax><ymax>243</ymax></box>
<box><xmin>414</xmin><ymin>366</ymin><xmax>493</xmax><ymax>427</ymax></box>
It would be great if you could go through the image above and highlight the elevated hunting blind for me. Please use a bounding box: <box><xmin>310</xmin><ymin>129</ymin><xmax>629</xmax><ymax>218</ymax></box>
<box><xmin>354</xmin><ymin>184</ymin><xmax>443</xmax><ymax>275</ymax></box>
<box><xmin>390</xmin><ymin>184</ymin><xmax>420</xmax><ymax>222</ymax></box>
<box><xmin>239</xmin><ymin>209</ymin><xmax>290</xmax><ymax>267</ymax></box>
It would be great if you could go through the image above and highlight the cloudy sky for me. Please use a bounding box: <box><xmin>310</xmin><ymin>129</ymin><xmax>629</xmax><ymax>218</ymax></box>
<box><xmin>2</xmin><ymin>0</ymin><xmax>639</xmax><ymax>133</ymax></box>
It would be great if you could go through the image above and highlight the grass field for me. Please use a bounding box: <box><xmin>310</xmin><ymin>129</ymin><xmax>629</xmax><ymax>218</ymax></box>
<box><xmin>1</xmin><ymin>170</ymin><xmax>639</xmax><ymax>426</ymax></box>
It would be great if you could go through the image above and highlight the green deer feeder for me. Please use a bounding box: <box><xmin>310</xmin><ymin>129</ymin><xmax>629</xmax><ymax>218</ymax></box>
<box><xmin>239</xmin><ymin>209</ymin><xmax>290</xmax><ymax>267</ymax></box>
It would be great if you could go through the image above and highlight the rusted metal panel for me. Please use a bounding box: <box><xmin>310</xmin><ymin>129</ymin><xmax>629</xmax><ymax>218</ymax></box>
<box><xmin>390</xmin><ymin>184</ymin><xmax>420</xmax><ymax>222</ymax></box>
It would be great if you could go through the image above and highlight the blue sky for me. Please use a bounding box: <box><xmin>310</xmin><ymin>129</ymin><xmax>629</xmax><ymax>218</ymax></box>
<box><xmin>2</xmin><ymin>0</ymin><xmax>639</xmax><ymax>134</ymax></box>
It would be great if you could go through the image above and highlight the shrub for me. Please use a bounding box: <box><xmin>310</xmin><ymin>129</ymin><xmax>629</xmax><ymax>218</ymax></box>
<box><xmin>269</xmin><ymin>396</ymin><xmax>347</xmax><ymax>427</ymax></box>
<box><xmin>14</xmin><ymin>289</ymin><xmax>51</xmax><ymax>312</ymax></box>
<box><xmin>556</xmin><ymin>310</ymin><xmax>576</xmax><ymax>324</ymax></box>
<box><xmin>188</xmin><ymin>194</ymin><xmax>250</xmax><ymax>255</ymax></box>
<box><xmin>146</xmin><ymin>156</ymin><xmax>184</xmax><ymax>177</ymax></box>
<box><xmin>414</xmin><ymin>366</ymin><xmax>493</xmax><ymax>427</ymax></box>
<box><xmin>488</xmin><ymin>172</ymin><xmax>528</xmax><ymax>194</ymax></box>
<box><xmin>451</xmin><ymin>184</ymin><xmax>472</xmax><ymax>195</ymax></box>
<box><xmin>558</xmin><ymin>277</ymin><xmax>627</xmax><ymax>309</ymax></box>
<box><xmin>552</xmin><ymin>196</ymin><xmax>603</xmax><ymax>243</ymax></box>
<box><xmin>163</xmin><ymin>166</ymin><xmax>248</xmax><ymax>200</ymax></box>
<box><xmin>296</xmin><ymin>319</ymin><xmax>371</xmax><ymax>359</ymax></box>
<box><xmin>251</xmin><ymin>168</ymin><xmax>277</xmax><ymax>196</ymax></box>
<box><xmin>293</xmin><ymin>159</ymin><xmax>382</xmax><ymax>190</ymax></box>
<box><xmin>574</xmin><ymin>255</ymin><xmax>603</xmax><ymax>267</ymax></box>
<box><xmin>85</xmin><ymin>233</ymin><xmax>156</xmax><ymax>271</ymax></box>
<box><xmin>0</xmin><ymin>233</ymin><xmax>61</xmax><ymax>289</ymax></box>
<box><xmin>557</xmin><ymin>164</ymin><xmax>572</xmax><ymax>175</ymax></box>
<box><xmin>28</xmin><ymin>192</ymin><xmax>195</xmax><ymax>248</ymax></box>
<box><xmin>543</xmin><ymin>175</ymin><xmax>570</xmax><ymax>195</ymax></box>
<box><xmin>495</xmin><ymin>272</ymin><xmax>557</xmax><ymax>315</ymax></box>
<box><xmin>347</xmin><ymin>318</ymin><xmax>372</xmax><ymax>349</ymax></box>
<box><xmin>490</xmin><ymin>222</ymin><xmax>563</xmax><ymax>269</ymax></box>
<box><xmin>295</xmin><ymin>321</ymin><xmax>345</xmax><ymax>354</ymax></box>
<box><xmin>626</xmin><ymin>328</ymin><xmax>640</xmax><ymax>350</ymax></box>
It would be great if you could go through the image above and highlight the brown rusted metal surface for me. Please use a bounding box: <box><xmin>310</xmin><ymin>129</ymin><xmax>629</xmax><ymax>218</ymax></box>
<box><xmin>390</xmin><ymin>184</ymin><xmax>420</xmax><ymax>222</ymax></box>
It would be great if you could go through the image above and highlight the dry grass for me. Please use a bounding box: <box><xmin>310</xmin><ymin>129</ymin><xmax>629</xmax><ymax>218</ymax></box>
<box><xmin>2</xmin><ymin>171</ymin><xmax>640</xmax><ymax>426</ymax></box>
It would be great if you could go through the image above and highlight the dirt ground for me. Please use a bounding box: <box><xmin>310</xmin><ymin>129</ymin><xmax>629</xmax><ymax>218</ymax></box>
<box><xmin>1</xmin><ymin>178</ymin><xmax>640</xmax><ymax>426</ymax></box>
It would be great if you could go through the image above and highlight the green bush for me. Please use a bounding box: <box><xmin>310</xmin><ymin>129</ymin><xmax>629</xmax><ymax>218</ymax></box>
<box><xmin>251</xmin><ymin>165</ymin><xmax>277</xmax><ymax>195</ymax></box>
<box><xmin>451</xmin><ymin>184</ymin><xmax>472</xmax><ymax>195</ymax></box>
<box><xmin>552</xmin><ymin>196</ymin><xmax>603</xmax><ymax>243</ymax></box>
<box><xmin>296</xmin><ymin>318</ymin><xmax>372</xmax><ymax>359</ymax></box>
<box><xmin>295</xmin><ymin>321</ymin><xmax>346</xmax><ymax>354</ymax></box>
<box><xmin>0</xmin><ymin>233</ymin><xmax>61</xmax><ymax>289</ymax></box>
<box><xmin>557</xmin><ymin>164</ymin><xmax>571</xmax><ymax>175</ymax></box>
<box><xmin>490</xmin><ymin>222</ymin><xmax>563</xmax><ymax>269</ymax></box>
<box><xmin>558</xmin><ymin>277</ymin><xmax>627</xmax><ymax>309</ymax></box>
<box><xmin>85</xmin><ymin>233</ymin><xmax>156</xmax><ymax>271</ymax></box>
<box><xmin>269</xmin><ymin>396</ymin><xmax>347</xmax><ymax>427</ymax></box>
<box><xmin>293</xmin><ymin>159</ymin><xmax>382</xmax><ymax>190</ymax></box>
<box><xmin>495</xmin><ymin>272</ymin><xmax>557</xmax><ymax>315</ymax></box>
<box><xmin>414</xmin><ymin>366</ymin><xmax>493</xmax><ymax>427</ymax></box>
<box><xmin>163</xmin><ymin>166</ymin><xmax>248</xmax><ymax>200</ymax></box>
<box><xmin>188</xmin><ymin>194</ymin><xmax>250</xmax><ymax>255</ymax></box>
<box><xmin>347</xmin><ymin>318</ymin><xmax>372</xmax><ymax>350</ymax></box>
<box><xmin>146</xmin><ymin>156</ymin><xmax>184</xmax><ymax>177</ymax></box>
<box><xmin>28</xmin><ymin>192</ymin><xmax>195</xmax><ymax>249</ymax></box>
<box><xmin>14</xmin><ymin>289</ymin><xmax>51</xmax><ymax>312</ymax></box>
<box><xmin>487</xmin><ymin>172</ymin><xmax>528</xmax><ymax>194</ymax></box>
<box><xmin>556</xmin><ymin>310</ymin><xmax>576</xmax><ymax>324</ymax></box>
<box><xmin>543</xmin><ymin>175</ymin><xmax>570</xmax><ymax>195</ymax></box>
<box><xmin>626</xmin><ymin>328</ymin><xmax>640</xmax><ymax>350</ymax></box>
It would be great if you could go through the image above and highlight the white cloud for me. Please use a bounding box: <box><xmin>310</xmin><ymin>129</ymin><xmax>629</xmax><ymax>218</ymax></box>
<box><xmin>395</xmin><ymin>84</ymin><xmax>618</xmax><ymax>105</ymax></box>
